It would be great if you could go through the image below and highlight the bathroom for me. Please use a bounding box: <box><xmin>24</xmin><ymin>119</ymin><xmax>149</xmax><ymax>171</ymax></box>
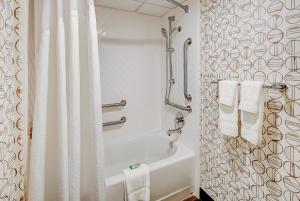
<box><xmin>1</xmin><ymin>0</ymin><xmax>299</xmax><ymax>200</ymax></box>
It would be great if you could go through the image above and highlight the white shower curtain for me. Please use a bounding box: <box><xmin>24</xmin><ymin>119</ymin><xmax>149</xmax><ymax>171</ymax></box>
<box><xmin>28</xmin><ymin>0</ymin><xmax>105</xmax><ymax>200</ymax></box>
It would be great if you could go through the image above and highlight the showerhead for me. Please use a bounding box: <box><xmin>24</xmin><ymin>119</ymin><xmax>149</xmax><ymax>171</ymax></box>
<box><xmin>161</xmin><ymin>28</ymin><xmax>168</xmax><ymax>38</ymax></box>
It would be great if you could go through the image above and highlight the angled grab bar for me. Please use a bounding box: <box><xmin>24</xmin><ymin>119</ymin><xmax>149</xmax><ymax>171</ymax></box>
<box><xmin>184</xmin><ymin>38</ymin><xmax>192</xmax><ymax>102</ymax></box>
<box><xmin>102</xmin><ymin>100</ymin><xmax>126</xmax><ymax>109</ymax></box>
<box><xmin>103</xmin><ymin>116</ymin><xmax>126</xmax><ymax>127</ymax></box>
<box><xmin>166</xmin><ymin>100</ymin><xmax>192</xmax><ymax>113</ymax></box>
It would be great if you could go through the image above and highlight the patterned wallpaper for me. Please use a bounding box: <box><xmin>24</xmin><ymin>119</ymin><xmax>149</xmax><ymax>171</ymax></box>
<box><xmin>0</xmin><ymin>0</ymin><xmax>25</xmax><ymax>200</ymax></box>
<box><xmin>199</xmin><ymin>0</ymin><xmax>300</xmax><ymax>200</ymax></box>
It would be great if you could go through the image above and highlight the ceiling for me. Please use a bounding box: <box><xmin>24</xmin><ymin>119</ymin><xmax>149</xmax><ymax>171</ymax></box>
<box><xmin>94</xmin><ymin>0</ymin><xmax>187</xmax><ymax>17</ymax></box>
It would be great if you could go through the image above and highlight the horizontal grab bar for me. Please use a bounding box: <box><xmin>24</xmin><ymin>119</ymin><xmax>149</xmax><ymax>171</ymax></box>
<box><xmin>166</xmin><ymin>101</ymin><xmax>192</xmax><ymax>113</ymax></box>
<box><xmin>102</xmin><ymin>100</ymin><xmax>126</xmax><ymax>109</ymax></box>
<box><xmin>103</xmin><ymin>116</ymin><xmax>126</xmax><ymax>127</ymax></box>
<box><xmin>167</xmin><ymin>127</ymin><xmax>182</xmax><ymax>136</ymax></box>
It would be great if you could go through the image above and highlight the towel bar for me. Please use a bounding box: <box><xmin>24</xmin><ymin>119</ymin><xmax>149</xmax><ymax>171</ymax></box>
<box><xmin>211</xmin><ymin>80</ymin><xmax>287</xmax><ymax>98</ymax></box>
<box><xmin>211</xmin><ymin>80</ymin><xmax>287</xmax><ymax>90</ymax></box>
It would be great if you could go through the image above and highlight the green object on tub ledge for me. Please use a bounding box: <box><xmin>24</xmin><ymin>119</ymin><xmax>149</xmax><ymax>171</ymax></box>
<box><xmin>129</xmin><ymin>163</ymin><xmax>140</xmax><ymax>170</ymax></box>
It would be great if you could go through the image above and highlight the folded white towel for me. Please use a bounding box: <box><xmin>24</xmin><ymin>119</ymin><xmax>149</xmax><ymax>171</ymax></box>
<box><xmin>123</xmin><ymin>164</ymin><xmax>150</xmax><ymax>201</ymax></box>
<box><xmin>239</xmin><ymin>81</ymin><xmax>264</xmax><ymax>113</ymax></box>
<box><xmin>218</xmin><ymin>80</ymin><xmax>239</xmax><ymax>137</ymax></box>
<box><xmin>239</xmin><ymin>81</ymin><xmax>265</xmax><ymax>145</ymax></box>
<box><xmin>219</xmin><ymin>80</ymin><xmax>239</xmax><ymax>106</ymax></box>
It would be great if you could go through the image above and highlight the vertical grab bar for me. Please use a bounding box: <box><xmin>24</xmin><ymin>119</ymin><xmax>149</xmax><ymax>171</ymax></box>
<box><xmin>184</xmin><ymin>38</ymin><xmax>192</xmax><ymax>102</ymax></box>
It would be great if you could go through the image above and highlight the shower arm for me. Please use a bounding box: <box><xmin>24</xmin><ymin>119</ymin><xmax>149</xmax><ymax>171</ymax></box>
<box><xmin>165</xmin><ymin>0</ymin><xmax>189</xmax><ymax>13</ymax></box>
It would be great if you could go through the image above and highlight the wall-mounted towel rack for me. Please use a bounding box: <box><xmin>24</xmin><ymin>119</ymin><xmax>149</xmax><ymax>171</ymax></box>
<box><xmin>211</xmin><ymin>80</ymin><xmax>287</xmax><ymax>90</ymax></box>
<box><xmin>102</xmin><ymin>100</ymin><xmax>126</xmax><ymax>109</ymax></box>
<box><xmin>103</xmin><ymin>116</ymin><xmax>126</xmax><ymax>127</ymax></box>
<box><xmin>211</xmin><ymin>80</ymin><xmax>287</xmax><ymax>98</ymax></box>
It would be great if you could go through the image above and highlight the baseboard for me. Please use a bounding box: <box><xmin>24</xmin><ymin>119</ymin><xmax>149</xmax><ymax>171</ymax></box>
<box><xmin>199</xmin><ymin>188</ymin><xmax>214</xmax><ymax>201</ymax></box>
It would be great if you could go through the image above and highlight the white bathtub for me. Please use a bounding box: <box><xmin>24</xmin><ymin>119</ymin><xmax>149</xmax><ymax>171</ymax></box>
<box><xmin>104</xmin><ymin>133</ymin><xmax>195</xmax><ymax>201</ymax></box>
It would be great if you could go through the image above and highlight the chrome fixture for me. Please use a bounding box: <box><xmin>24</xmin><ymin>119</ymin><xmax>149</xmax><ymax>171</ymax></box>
<box><xmin>167</xmin><ymin>113</ymin><xmax>185</xmax><ymax>136</ymax></box>
<box><xmin>211</xmin><ymin>80</ymin><xmax>288</xmax><ymax>98</ymax></box>
<box><xmin>168</xmin><ymin>127</ymin><xmax>182</xmax><ymax>135</ymax></box>
<box><xmin>165</xmin><ymin>0</ymin><xmax>189</xmax><ymax>13</ymax></box>
<box><xmin>184</xmin><ymin>38</ymin><xmax>192</xmax><ymax>102</ymax></box>
<box><xmin>102</xmin><ymin>99</ymin><xmax>126</xmax><ymax>109</ymax></box>
<box><xmin>102</xmin><ymin>100</ymin><xmax>127</xmax><ymax>127</ymax></box>
<box><xmin>162</xmin><ymin>16</ymin><xmax>192</xmax><ymax>113</ymax></box>
<box><xmin>161</xmin><ymin>28</ymin><xmax>168</xmax><ymax>38</ymax></box>
<box><xmin>167</xmin><ymin>101</ymin><xmax>192</xmax><ymax>113</ymax></box>
<box><xmin>103</xmin><ymin>116</ymin><xmax>126</xmax><ymax>127</ymax></box>
<box><xmin>168</xmin><ymin>113</ymin><xmax>185</xmax><ymax>149</ymax></box>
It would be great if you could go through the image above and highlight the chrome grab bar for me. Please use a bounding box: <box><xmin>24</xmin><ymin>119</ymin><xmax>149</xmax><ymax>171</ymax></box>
<box><xmin>184</xmin><ymin>38</ymin><xmax>192</xmax><ymax>102</ymax></box>
<box><xmin>102</xmin><ymin>100</ymin><xmax>126</xmax><ymax>109</ymax></box>
<box><xmin>103</xmin><ymin>116</ymin><xmax>126</xmax><ymax>127</ymax></box>
<box><xmin>168</xmin><ymin>127</ymin><xmax>182</xmax><ymax>135</ymax></box>
<box><xmin>166</xmin><ymin>100</ymin><xmax>192</xmax><ymax>113</ymax></box>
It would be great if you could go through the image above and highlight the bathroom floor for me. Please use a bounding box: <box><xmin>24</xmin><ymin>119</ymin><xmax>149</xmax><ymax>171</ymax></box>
<box><xmin>183</xmin><ymin>196</ymin><xmax>200</xmax><ymax>201</ymax></box>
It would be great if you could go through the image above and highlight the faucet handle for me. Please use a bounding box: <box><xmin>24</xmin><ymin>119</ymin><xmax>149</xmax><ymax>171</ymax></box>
<box><xmin>175</xmin><ymin>112</ymin><xmax>185</xmax><ymax>126</ymax></box>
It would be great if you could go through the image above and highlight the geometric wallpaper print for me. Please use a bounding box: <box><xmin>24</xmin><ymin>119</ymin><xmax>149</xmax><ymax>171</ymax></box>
<box><xmin>0</xmin><ymin>0</ymin><xmax>25</xmax><ymax>200</ymax></box>
<box><xmin>199</xmin><ymin>0</ymin><xmax>300</xmax><ymax>200</ymax></box>
<box><xmin>13</xmin><ymin>0</ymin><xmax>25</xmax><ymax>200</ymax></box>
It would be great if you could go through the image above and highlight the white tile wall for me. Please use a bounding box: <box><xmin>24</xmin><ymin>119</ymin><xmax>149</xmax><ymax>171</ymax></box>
<box><xmin>96</xmin><ymin>0</ymin><xmax>200</xmax><ymax>195</ymax></box>
<box><xmin>96</xmin><ymin>7</ymin><xmax>163</xmax><ymax>140</ymax></box>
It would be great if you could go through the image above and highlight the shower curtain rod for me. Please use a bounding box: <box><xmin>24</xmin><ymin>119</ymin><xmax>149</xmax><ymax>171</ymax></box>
<box><xmin>165</xmin><ymin>0</ymin><xmax>188</xmax><ymax>13</ymax></box>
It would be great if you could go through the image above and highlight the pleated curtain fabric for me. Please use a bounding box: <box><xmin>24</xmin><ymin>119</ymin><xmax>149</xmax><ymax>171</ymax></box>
<box><xmin>28</xmin><ymin>0</ymin><xmax>105</xmax><ymax>200</ymax></box>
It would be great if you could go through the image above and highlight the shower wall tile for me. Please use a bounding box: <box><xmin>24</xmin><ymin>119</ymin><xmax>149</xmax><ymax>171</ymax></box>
<box><xmin>199</xmin><ymin>0</ymin><xmax>300</xmax><ymax>200</ymax></box>
<box><xmin>96</xmin><ymin>6</ymin><xmax>163</xmax><ymax>139</ymax></box>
